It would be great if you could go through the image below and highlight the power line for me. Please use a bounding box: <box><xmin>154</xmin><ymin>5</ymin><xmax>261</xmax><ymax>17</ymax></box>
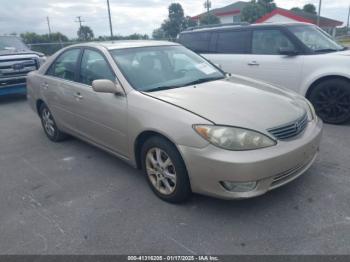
<box><xmin>107</xmin><ymin>0</ymin><xmax>114</xmax><ymax>39</ymax></box>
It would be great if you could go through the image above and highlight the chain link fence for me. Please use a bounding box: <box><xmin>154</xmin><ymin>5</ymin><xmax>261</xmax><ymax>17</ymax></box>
<box><xmin>27</xmin><ymin>42</ymin><xmax>79</xmax><ymax>56</ymax></box>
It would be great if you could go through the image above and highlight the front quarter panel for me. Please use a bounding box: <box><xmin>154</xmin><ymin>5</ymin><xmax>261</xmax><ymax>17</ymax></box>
<box><xmin>127</xmin><ymin>91</ymin><xmax>212</xmax><ymax>165</ymax></box>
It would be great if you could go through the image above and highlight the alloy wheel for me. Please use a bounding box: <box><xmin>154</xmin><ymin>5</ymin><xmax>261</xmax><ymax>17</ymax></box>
<box><xmin>145</xmin><ymin>147</ymin><xmax>177</xmax><ymax>195</ymax></box>
<box><xmin>41</xmin><ymin>108</ymin><xmax>56</xmax><ymax>137</ymax></box>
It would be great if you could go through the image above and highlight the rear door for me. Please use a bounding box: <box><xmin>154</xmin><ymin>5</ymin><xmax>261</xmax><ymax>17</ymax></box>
<box><xmin>44</xmin><ymin>48</ymin><xmax>82</xmax><ymax>133</ymax></box>
<box><xmin>202</xmin><ymin>29</ymin><xmax>251</xmax><ymax>76</ymax></box>
<box><xmin>242</xmin><ymin>29</ymin><xmax>304</xmax><ymax>91</ymax></box>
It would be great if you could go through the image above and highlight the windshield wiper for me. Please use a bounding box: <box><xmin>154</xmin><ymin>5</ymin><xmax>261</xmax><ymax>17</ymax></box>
<box><xmin>145</xmin><ymin>85</ymin><xmax>182</xmax><ymax>92</ymax></box>
<box><xmin>183</xmin><ymin>76</ymin><xmax>225</xmax><ymax>87</ymax></box>
<box><xmin>314</xmin><ymin>48</ymin><xmax>339</xmax><ymax>53</ymax></box>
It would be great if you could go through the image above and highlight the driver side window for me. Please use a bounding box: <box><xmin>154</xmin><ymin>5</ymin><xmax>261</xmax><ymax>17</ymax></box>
<box><xmin>79</xmin><ymin>49</ymin><xmax>116</xmax><ymax>86</ymax></box>
<box><xmin>252</xmin><ymin>30</ymin><xmax>295</xmax><ymax>55</ymax></box>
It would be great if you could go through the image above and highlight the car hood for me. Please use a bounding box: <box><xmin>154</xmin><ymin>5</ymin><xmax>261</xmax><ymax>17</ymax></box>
<box><xmin>0</xmin><ymin>49</ymin><xmax>43</xmax><ymax>57</ymax></box>
<box><xmin>145</xmin><ymin>75</ymin><xmax>307</xmax><ymax>132</ymax></box>
<box><xmin>325</xmin><ymin>49</ymin><xmax>350</xmax><ymax>56</ymax></box>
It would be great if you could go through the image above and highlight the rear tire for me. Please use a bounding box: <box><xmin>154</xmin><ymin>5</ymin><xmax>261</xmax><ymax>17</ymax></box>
<box><xmin>39</xmin><ymin>103</ymin><xmax>67</xmax><ymax>142</ymax></box>
<box><xmin>141</xmin><ymin>136</ymin><xmax>191</xmax><ymax>203</ymax></box>
<box><xmin>309</xmin><ymin>79</ymin><xmax>350</xmax><ymax>125</ymax></box>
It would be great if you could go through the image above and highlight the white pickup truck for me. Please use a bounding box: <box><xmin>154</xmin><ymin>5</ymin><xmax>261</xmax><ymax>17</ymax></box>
<box><xmin>179</xmin><ymin>23</ymin><xmax>350</xmax><ymax>124</ymax></box>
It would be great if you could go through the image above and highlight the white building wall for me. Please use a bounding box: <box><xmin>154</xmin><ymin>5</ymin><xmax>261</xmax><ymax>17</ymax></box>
<box><xmin>219</xmin><ymin>14</ymin><xmax>241</xmax><ymax>24</ymax></box>
<box><xmin>262</xmin><ymin>14</ymin><xmax>302</xmax><ymax>23</ymax></box>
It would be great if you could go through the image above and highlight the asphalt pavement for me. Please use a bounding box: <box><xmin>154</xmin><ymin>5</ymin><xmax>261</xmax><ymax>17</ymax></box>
<box><xmin>0</xmin><ymin>96</ymin><xmax>349</xmax><ymax>255</ymax></box>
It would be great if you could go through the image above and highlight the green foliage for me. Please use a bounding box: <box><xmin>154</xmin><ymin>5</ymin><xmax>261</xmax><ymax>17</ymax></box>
<box><xmin>241</xmin><ymin>0</ymin><xmax>277</xmax><ymax>23</ymax></box>
<box><xmin>291</xmin><ymin>4</ymin><xmax>317</xmax><ymax>15</ymax></box>
<box><xmin>199</xmin><ymin>13</ymin><xmax>220</xmax><ymax>25</ymax></box>
<box><xmin>303</xmin><ymin>4</ymin><xmax>317</xmax><ymax>14</ymax></box>
<box><xmin>20</xmin><ymin>32</ymin><xmax>70</xmax><ymax>55</ymax></box>
<box><xmin>101</xmin><ymin>34</ymin><xmax>149</xmax><ymax>41</ymax></box>
<box><xmin>291</xmin><ymin>7</ymin><xmax>302</xmax><ymax>12</ymax></box>
<box><xmin>77</xmin><ymin>26</ymin><xmax>94</xmax><ymax>41</ymax></box>
<box><xmin>152</xmin><ymin>28</ymin><xmax>167</xmax><ymax>40</ymax></box>
<box><xmin>153</xmin><ymin>3</ymin><xmax>195</xmax><ymax>41</ymax></box>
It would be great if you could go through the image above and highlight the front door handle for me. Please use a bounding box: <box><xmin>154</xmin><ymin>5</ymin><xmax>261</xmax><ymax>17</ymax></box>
<box><xmin>248</xmin><ymin>61</ymin><xmax>260</xmax><ymax>66</ymax></box>
<box><xmin>41</xmin><ymin>82</ymin><xmax>49</xmax><ymax>89</ymax></box>
<box><xmin>74</xmin><ymin>92</ymin><xmax>83</xmax><ymax>100</ymax></box>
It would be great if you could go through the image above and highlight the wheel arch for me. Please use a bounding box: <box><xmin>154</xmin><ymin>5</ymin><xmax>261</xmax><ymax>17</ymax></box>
<box><xmin>134</xmin><ymin>130</ymin><xmax>183</xmax><ymax>170</ymax></box>
<box><xmin>305</xmin><ymin>75</ymin><xmax>350</xmax><ymax>99</ymax></box>
<box><xmin>36</xmin><ymin>99</ymin><xmax>45</xmax><ymax>115</ymax></box>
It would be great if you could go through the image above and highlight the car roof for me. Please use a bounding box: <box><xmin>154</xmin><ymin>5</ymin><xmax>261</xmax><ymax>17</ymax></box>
<box><xmin>70</xmin><ymin>40</ymin><xmax>180</xmax><ymax>50</ymax></box>
<box><xmin>180</xmin><ymin>22</ymin><xmax>312</xmax><ymax>34</ymax></box>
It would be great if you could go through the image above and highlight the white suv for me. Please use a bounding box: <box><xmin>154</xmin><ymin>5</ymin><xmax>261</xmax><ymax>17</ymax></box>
<box><xmin>179</xmin><ymin>23</ymin><xmax>350</xmax><ymax>124</ymax></box>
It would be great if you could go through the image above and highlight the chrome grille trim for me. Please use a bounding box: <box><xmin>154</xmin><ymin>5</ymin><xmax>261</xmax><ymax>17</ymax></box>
<box><xmin>0</xmin><ymin>58</ymin><xmax>38</xmax><ymax>79</ymax></box>
<box><xmin>267</xmin><ymin>113</ymin><xmax>308</xmax><ymax>140</ymax></box>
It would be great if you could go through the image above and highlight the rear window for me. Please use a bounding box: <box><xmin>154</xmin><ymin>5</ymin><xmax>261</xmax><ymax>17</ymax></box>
<box><xmin>179</xmin><ymin>32</ymin><xmax>211</xmax><ymax>53</ymax></box>
<box><xmin>215</xmin><ymin>30</ymin><xmax>250</xmax><ymax>54</ymax></box>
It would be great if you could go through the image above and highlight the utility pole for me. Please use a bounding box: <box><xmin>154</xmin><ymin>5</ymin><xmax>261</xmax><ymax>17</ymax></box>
<box><xmin>204</xmin><ymin>0</ymin><xmax>211</xmax><ymax>13</ymax></box>
<box><xmin>347</xmin><ymin>5</ymin><xmax>350</xmax><ymax>33</ymax></box>
<box><xmin>317</xmin><ymin>0</ymin><xmax>322</xmax><ymax>26</ymax></box>
<box><xmin>75</xmin><ymin>16</ymin><xmax>84</xmax><ymax>30</ymax></box>
<box><xmin>107</xmin><ymin>0</ymin><xmax>114</xmax><ymax>39</ymax></box>
<box><xmin>46</xmin><ymin>16</ymin><xmax>52</xmax><ymax>38</ymax></box>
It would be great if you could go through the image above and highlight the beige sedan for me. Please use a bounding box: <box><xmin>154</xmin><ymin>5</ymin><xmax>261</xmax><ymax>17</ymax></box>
<box><xmin>27</xmin><ymin>41</ymin><xmax>322</xmax><ymax>203</ymax></box>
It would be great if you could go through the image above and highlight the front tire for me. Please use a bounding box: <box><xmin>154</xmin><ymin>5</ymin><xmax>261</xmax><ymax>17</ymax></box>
<box><xmin>39</xmin><ymin>103</ymin><xmax>67</xmax><ymax>142</ymax></box>
<box><xmin>309</xmin><ymin>79</ymin><xmax>350</xmax><ymax>124</ymax></box>
<box><xmin>141</xmin><ymin>136</ymin><xmax>191</xmax><ymax>203</ymax></box>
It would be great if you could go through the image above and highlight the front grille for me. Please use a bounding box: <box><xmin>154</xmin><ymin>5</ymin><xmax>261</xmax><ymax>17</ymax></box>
<box><xmin>267</xmin><ymin>113</ymin><xmax>308</xmax><ymax>140</ymax></box>
<box><xmin>0</xmin><ymin>58</ymin><xmax>38</xmax><ymax>79</ymax></box>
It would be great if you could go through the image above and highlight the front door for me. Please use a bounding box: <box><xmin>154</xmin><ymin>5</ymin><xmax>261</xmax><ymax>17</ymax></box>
<box><xmin>73</xmin><ymin>48</ymin><xmax>128</xmax><ymax>157</ymax></box>
<box><xmin>243</xmin><ymin>29</ymin><xmax>304</xmax><ymax>91</ymax></box>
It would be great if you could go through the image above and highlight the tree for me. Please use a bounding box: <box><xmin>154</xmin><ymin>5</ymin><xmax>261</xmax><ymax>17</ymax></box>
<box><xmin>291</xmin><ymin>7</ymin><xmax>302</xmax><ymax>12</ymax></box>
<box><xmin>291</xmin><ymin>4</ymin><xmax>317</xmax><ymax>14</ymax></box>
<box><xmin>152</xmin><ymin>28</ymin><xmax>167</xmax><ymax>40</ymax></box>
<box><xmin>77</xmin><ymin>26</ymin><xmax>94</xmax><ymax>41</ymax></box>
<box><xmin>199</xmin><ymin>13</ymin><xmax>220</xmax><ymax>25</ymax></box>
<box><xmin>241</xmin><ymin>0</ymin><xmax>277</xmax><ymax>23</ymax></box>
<box><xmin>184</xmin><ymin>16</ymin><xmax>198</xmax><ymax>28</ymax></box>
<box><xmin>152</xmin><ymin>3</ymin><xmax>187</xmax><ymax>41</ymax></box>
<box><xmin>303</xmin><ymin>4</ymin><xmax>317</xmax><ymax>14</ymax></box>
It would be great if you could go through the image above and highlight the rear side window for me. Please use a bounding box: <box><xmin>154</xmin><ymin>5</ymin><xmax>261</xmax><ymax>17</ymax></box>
<box><xmin>47</xmin><ymin>49</ymin><xmax>80</xmax><ymax>81</ymax></box>
<box><xmin>179</xmin><ymin>32</ymin><xmax>211</xmax><ymax>53</ymax></box>
<box><xmin>215</xmin><ymin>30</ymin><xmax>250</xmax><ymax>54</ymax></box>
<box><xmin>252</xmin><ymin>30</ymin><xmax>295</xmax><ymax>55</ymax></box>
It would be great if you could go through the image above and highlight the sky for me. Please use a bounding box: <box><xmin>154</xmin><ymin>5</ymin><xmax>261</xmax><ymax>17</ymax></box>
<box><xmin>0</xmin><ymin>0</ymin><xmax>349</xmax><ymax>38</ymax></box>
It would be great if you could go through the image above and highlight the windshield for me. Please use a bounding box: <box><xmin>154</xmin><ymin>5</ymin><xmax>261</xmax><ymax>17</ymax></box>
<box><xmin>0</xmin><ymin>36</ymin><xmax>29</xmax><ymax>51</ymax></box>
<box><xmin>289</xmin><ymin>25</ymin><xmax>344</xmax><ymax>52</ymax></box>
<box><xmin>109</xmin><ymin>45</ymin><xmax>225</xmax><ymax>92</ymax></box>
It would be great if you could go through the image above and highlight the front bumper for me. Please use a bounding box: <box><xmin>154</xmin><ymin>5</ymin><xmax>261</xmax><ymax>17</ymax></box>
<box><xmin>0</xmin><ymin>77</ymin><xmax>27</xmax><ymax>96</ymax></box>
<box><xmin>179</xmin><ymin>119</ymin><xmax>323</xmax><ymax>199</ymax></box>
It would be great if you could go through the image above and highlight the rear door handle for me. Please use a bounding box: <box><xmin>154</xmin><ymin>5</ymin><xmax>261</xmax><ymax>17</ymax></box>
<box><xmin>248</xmin><ymin>61</ymin><xmax>260</xmax><ymax>66</ymax></box>
<box><xmin>74</xmin><ymin>92</ymin><xmax>83</xmax><ymax>100</ymax></box>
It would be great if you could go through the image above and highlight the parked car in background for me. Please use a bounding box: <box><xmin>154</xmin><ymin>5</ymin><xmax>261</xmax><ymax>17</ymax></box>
<box><xmin>0</xmin><ymin>36</ymin><xmax>46</xmax><ymax>96</ymax></box>
<box><xmin>179</xmin><ymin>22</ymin><xmax>350</xmax><ymax>124</ymax></box>
<box><xmin>27</xmin><ymin>41</ymin><xmax>322</xmax><ymax>203</ymax></box>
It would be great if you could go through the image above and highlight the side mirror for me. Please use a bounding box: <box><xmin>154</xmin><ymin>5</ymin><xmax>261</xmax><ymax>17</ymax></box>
<box><xmin>92</xmin><ymin>79</ymin><xmax>124</xmax><ymax>94</ymax></box>
<box><xmin>279</xmin><ymin>47</ymin><xmax>298</xmax><ymax>56</ymax></box>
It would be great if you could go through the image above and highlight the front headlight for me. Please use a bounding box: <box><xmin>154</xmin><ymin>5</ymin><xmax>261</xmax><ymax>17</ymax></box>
<box><xmin>306</xmin><ymin>100</ymin><xmax>317</xmax><ymax>121</ymax></box>
<box><xmin>193</xmin><ymin>125</ymin><xmax>276</xmax><ymax>151</ymax></box>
